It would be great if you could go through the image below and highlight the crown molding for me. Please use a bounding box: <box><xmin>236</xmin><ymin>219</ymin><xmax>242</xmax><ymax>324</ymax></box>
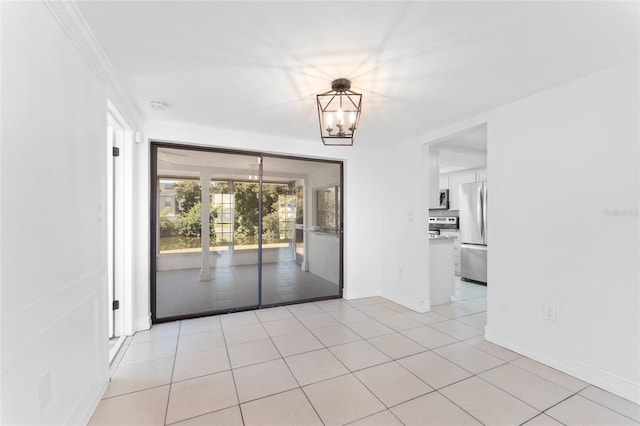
<box><xmin>44</xmin><ymin>0</ymin><xmax>142</xmax><ymax>127</ymax></box>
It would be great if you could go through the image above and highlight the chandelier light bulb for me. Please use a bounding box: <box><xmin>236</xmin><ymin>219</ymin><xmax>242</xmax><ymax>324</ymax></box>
<box><xmin>337</xmin><ymin>108</ymin><xmax>344</xmax><ymax>126</ymax></box>
<box><xmin>325</xmin><ymin>114</ymin><xmax>333</xmax><ymax>133</ymax></box>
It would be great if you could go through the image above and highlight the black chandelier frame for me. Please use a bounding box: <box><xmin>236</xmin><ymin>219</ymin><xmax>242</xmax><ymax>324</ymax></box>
<box><xmin>316</xmin><ymin>78</ymin><xmax>362</xmax><ymax>146</ymax></box>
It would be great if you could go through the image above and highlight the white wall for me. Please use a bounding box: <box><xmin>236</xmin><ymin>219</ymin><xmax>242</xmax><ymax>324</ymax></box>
<box><xmin>134</xmin><ymin>132</ymin><xmax>151</xmax><ymax>330</ymax></box>
<box><xmin>485</xmin><ymin>59</ymin><xmax>639</xmax><ymax>403</ymax></box>
<box><xmin>376</xmin><ymin>141</ymin><xmax>430</xmax><ymax>312</ymax></box>
<box><xmin>1</xmin><ymin>2</ymin><xmax>110</xmax><ymax>423</ymax></box>
<box><xmin>382</xmin><ymin>59</ymin><xmax>639</xmax><ymax>402</ymax></box>
<box><xmin>142</xmin><ymin>121</ymin><xmax>382</xmax><ymax>302</ymax></box>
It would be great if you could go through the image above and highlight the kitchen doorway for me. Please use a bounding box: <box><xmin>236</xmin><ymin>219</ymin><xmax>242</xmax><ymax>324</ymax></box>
<box><xmin>150</xmin><ymin>143</ymin><xmax>343</xmax><ymax>322</ymax></box>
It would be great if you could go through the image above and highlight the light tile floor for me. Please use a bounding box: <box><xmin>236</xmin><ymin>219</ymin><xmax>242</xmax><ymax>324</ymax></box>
<box><xmin>91</xmin><ymin>280</ymin><xmax>640</xmax><ymax>425</ymax></box>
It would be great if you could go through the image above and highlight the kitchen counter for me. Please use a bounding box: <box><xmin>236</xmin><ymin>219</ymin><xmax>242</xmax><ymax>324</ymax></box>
<box><xmin>429</xmin><ymin>234</ymin><xmax>453</xmax><ymax>240</ymax></box>
<box><xmin>429</xmin><ymin>236</ymin><xmax>455</xmax><ymax>305</ymax></box>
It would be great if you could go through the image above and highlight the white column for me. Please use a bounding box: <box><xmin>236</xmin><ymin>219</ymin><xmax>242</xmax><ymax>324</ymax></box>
<box><xmin>200</xmin><ymin>172</ymin><xmax>212</xmax><ymax>281</ymax></box>
<box><xmin>228</xmin><ymin>180</ymin><xmax>234</xmax><ymax>255</ymax></box>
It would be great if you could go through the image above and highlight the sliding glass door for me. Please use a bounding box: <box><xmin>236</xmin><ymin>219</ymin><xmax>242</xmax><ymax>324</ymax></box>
<box><xmin>153</xmin><ymin>148</ymin><xmax>261</xmax><ymax>320</ymax></box>
<box><xmin>151</xmin><ymin>144</ymin><xmax>343</xmax><ymax>322</ymax></box>
<box><xmin>260</xmin><ymin>156</ymin><xmax>342</xmax><ymax>306</ymax></box>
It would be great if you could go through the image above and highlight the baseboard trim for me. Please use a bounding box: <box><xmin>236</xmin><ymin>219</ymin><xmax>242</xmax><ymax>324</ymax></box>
<box><xmin>342</xmin><ymin>290</ymin><xmax>380</xmax><ymax>301</ymax></box>
<box><xmin>485</xmin><ymin>326</ymin><xmax>640</xmax><ymax>404</ymax></box>
<box><xmin>67</xmin><ymin>378</ymin><xmax>108</xmax><ymax>425</ymax></box>
<box><xmin>382</xmin><ymin>294</ymin><xmax>430</xmax><ymax>313</ymax></box>
<box><xmin>135</xmin><ymin>314</ymin><xmax>152</xmax><ymax>331</ymax></box>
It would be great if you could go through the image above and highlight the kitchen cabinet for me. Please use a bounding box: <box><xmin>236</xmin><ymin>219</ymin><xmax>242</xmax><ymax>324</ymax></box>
<box><xmin>439</xmin><ymin>174</ymin><xmax>449</xmax><ymax>190</ymax></box>
<box><xmin>429</xmin><ymin>237</ymin><xmax>455</xmax><ymax>305</ymax></box>
<box><xmin>448</xmin><ymin>170</ymin><xmax>477</xmax><ymax>210</ymax></box>
<box><xmin>439</xmin><ymin>229</ymin><xmax>461</xmax><ymax>275</ymax></box>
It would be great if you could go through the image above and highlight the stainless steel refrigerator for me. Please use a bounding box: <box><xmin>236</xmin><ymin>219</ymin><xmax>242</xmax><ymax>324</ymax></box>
<box><xmin>459</xmin><ymin>181</ymin><xmax>488</xmax><ymax>284</ymax></box>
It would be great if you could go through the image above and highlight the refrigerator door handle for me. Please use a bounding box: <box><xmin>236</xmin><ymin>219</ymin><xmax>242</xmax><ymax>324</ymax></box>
<box><xmin>477</xmin><ymin>184</ymin><xmax>483</xmax><ymax>242</ymax></box>
<box><xmin>482</xmin><ymin>182</ymin><xmax>488</xmax><ymax>245</ymax></box>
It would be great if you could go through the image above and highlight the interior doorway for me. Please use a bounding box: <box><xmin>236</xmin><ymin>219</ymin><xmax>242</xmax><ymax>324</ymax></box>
<box><xmin>106</xmin><ymin>109</ymin><xmax>127</xmax><ymax>361</ymax></box>
<box><xmin>427</xmin><ymin>123</ymin><xmax>489</xmax><ymax>310</ymax></box>
<box><xmin>150</xmin><ymin>143</ymin><xmax>343</xmax><ymax>322</ymax></box>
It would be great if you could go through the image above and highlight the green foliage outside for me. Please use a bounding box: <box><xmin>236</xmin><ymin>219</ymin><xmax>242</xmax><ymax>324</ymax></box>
<box><xmin>174</xmin><ymin>181</ymin><xmax>201</xmax><ymax>215</ymax></box>
<box><xmin>159</xmin><ymin>207</ymin><xmax>176</xmax><ymax>237</ymax></box>
<box><xmin>175</xmin><ymin>202</ymin><xmax>217</xmax><ymax>238</ymax></box>
<box><xmin>233</xmin><ymin>183</ymin><xmax>289</xmax><ymax>245</ymax></box>
<box><xmin>159</xmin><ymin>180</ymin><xmax>292</xmax><ymax>251</ymax></box>
<box><xmin>161</xmin><ymin>181</ymin><xmax>216</xmax><ymax>241</ymax></box>
<box><xmin>262</xmin><ymin>210</ymin><xmax>280</xmax><ymax>240</ymax></box>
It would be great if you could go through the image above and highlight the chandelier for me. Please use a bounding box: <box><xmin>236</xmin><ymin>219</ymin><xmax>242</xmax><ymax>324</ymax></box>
<box><xmin>316</xmin><ymin>78</ymin><xmax>362</xmax><ymax>146</ymax></box>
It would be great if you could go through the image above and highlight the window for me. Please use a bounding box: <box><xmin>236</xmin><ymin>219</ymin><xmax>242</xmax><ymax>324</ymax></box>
<box><xmin>211</xmin><ymin>181</ymin><xmax>234</xmax><ymax>246</ymax></box>
<box><xmin>158</xmin><ymin>178</ymin><xmax>208</xmax><ymax>253</ymax></box>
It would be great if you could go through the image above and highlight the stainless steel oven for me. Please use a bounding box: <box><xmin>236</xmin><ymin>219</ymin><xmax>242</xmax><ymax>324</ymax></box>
<box><xmin>428</xmin><ymin>216</ymin><xmax>458</xmax><ymax>235</ymax></box>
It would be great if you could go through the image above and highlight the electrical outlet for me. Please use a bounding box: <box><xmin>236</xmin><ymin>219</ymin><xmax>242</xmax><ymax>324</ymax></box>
<box><xmin>544</xmin><ymin>304</ymin><xmax>557</xmax><ymax>321</ymax></box>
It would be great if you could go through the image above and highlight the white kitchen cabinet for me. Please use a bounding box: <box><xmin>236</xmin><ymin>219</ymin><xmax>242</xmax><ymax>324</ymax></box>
<box><xmin>439</xmin><ymin>230</ymin><xmax>461</xmax><ymax>275</ymax></box>
<box><xmin>429</xmin><ymin>238</ymin><xmax>455</xmax><ymax>305</ymax></box>
<box><xmin>448</xmin><ymin>170</ymin><xmax>477</xmax><ymax>211</ymax></box>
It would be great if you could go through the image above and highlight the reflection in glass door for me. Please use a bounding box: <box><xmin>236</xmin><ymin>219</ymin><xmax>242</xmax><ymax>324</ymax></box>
<box><xmin>294</xmin><ymin>186</ymin><xmax>304</xmax><ymax>265</ymax></box>
<box><xmin>151</xmin><ymin>144</ymin><xmax>342</xmax><ymax>322</ymax></box>
<box><xmin>260</xmin><ymin>156</ymin><xmax>342</xmax><ymax>306</ymax></box>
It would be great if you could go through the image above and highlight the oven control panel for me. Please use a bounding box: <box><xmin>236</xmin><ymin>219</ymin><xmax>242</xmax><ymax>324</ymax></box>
<box><xmin>428</xmin><ymin>216</ymin><xmax>459</xmax><ymax>229</ymax></box>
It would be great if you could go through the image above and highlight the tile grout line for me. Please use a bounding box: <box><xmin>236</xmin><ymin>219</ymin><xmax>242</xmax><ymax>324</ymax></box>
<box><xmin>281</xmin><ymin>300</ymin><xmax>414</xmax><ymax>423</ymax></box>
<box><xmin>260</xmin><ymin>306</ymin><xmax>325</xmax><ymax>424</ymax></box>
<box><xmin>312</xmin><ymin>299</ymin><xmax>445</xmax><ymax>425</ymax></box>
<box><xmin>433</xmin><ymin>388</ymin><xmax>489</xmax><ymax>425</ymax></box>
<box><xmin>536</xmin><ymin>389</ymin><xmax>584</xmax><ymax>425</ymax></box>
<box><xmin>384</xmin><ymin>299</ymin><xmax>552</xmax><ymax>425</ymax></box>
<box><xmin>227</xmin><ymin>302</ymin><xmax>379</xmax><ymax>421</ymax></box>
<box><xmin>576</xmin><ymin>390</ymin><xmax>640</xmax><ymax>423</ymax></box>
<box><xmin>538</xmin><ymin>386</ymin><xmax>640</xmax><ymax>425</ymax></box>
<box><xmin>404</xmin><ymin>320</ymin><xmax>560</xmax><ymax>424</ymax></box>
<box><xmin>162</xmin><ymin>321</ymin><xmax>182</xmax><ymax>426</ymax></box>
<box><xmin>106</xmin><ymin>288</ymin><xmax>638</xmax><ymax>426</ymax></box>
<box><xmin>220</xmin><ymin>312</ymin><xmax>257</xmax><ymax>426</ymax></box>
<box><xmin>163</xmin><ymin>317</ymin><xmax>233</xmax><ymax>425</ymax></box>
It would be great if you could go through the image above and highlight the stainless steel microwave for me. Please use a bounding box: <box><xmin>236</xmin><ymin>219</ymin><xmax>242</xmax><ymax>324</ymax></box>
<box><xmin>437</xmin><ymin>189</ymin><xmax>449</xmax><ymax>209</ymax></box>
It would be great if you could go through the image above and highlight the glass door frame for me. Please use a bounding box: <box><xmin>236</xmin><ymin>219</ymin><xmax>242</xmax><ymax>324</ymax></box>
<box><xmin>150</xmin><ymin>141</ymin><xmax>344</xmax><ymax>323</ymax></box>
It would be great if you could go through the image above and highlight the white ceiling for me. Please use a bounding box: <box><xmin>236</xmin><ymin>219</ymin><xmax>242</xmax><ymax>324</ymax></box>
<box><xmin>77</xmin><ymin>1</ymin><xmax>639</xmax><ymax>148</ymax></box>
